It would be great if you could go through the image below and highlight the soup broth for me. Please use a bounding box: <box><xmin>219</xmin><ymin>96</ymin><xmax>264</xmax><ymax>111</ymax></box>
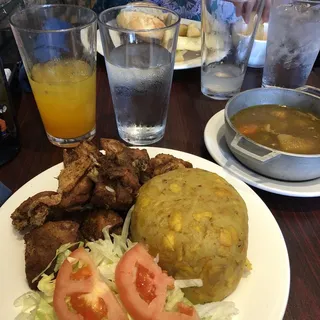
<box><xmin>231</xmin><ymin>105</ymin><xmax>320</xmax><ymax>154</ymax></box>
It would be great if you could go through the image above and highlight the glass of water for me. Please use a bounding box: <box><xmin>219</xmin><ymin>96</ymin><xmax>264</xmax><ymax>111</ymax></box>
<box><xmin>201</xmin><ymin>0</ymin><xmax>265</xmax><ymax>100</ymax></box>
<box><xmin>262</xmin><ymin>0</ymin><xmax>320</xmax><ymax>88</ymax></box>
<box><xmin>98</xmin><ymin>5</ymin><xmax>180</xmax><ymax>145</ymax></box>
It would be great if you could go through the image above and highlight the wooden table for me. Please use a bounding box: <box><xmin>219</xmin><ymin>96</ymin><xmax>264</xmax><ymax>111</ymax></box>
<box><xmin>1</xmin><ymin>57</ymin><xmax>320</xmax><ymax>320</ymax></box>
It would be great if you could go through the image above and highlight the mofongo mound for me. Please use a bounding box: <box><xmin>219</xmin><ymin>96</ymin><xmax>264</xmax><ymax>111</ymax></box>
<box><xmin>131</xmin><ymin>168</ymin><xmax>248</xmax><ymax>304</ymax></box>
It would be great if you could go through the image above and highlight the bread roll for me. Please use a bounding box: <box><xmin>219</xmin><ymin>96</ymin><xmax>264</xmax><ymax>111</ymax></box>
<box><xmin>127</xmin><ymin>2</ymin><xmax>169</xmax><ymax>22</ymax></box>
<box><xmin>116</xmin><ymin>10</ymin><xmax>165</xmax><ymax>40</ymax></box>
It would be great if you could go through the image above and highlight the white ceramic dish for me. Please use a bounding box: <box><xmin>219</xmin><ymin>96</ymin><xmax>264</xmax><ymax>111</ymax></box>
<box><xmin>248</xmin><ymin>23</ymin><xmax>268</xmax><ymax>68</ymax></box>
<box><xmin>0</xmin><ymin>147</ymin><xmax>289</xmax><ymax>319</ymax></box>
<box><xmin>97</xmin><ymin>18</ymin><xmax>201</xmax><ymax>71</ymax></box>
<box><xmin>204</xmin><ymin>110</ymin><xmax>320</xmax><ymax>197</ymax></box>
<box><xmin>233</xmin><ymin>20</ymin><xmax>268</xmax><ymax>69</ymax></box>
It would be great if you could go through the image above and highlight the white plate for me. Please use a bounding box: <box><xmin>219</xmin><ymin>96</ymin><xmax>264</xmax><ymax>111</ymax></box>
<box><xmin>97</xmin><ymin>18</ymin><xmax>201</xmax><ymax>71</ymax></box>
<box><xmin>174</xmin><ymin>18</ymin><xmax>201</xmax><ymax>70</ymax></box>
<box><xmin>204</xmin><ymin>110</ymin><xmax>320</xmax><ymax>197</ymax></box>
<box><xmin>0</xmin><ymin>147</ymin><xmax>290</xmax><ymax>320</ymax></box>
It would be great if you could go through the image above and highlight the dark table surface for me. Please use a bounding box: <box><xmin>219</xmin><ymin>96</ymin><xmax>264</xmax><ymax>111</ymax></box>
<box><xmin>1</xmin><ymin>57</ymin><xmax>320</xmax><ymax>320</ymax></box>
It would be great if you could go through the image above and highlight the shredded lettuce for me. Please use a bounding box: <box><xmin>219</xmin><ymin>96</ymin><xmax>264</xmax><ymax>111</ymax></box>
<box><xmin>165</xmin><ymin>286</ymin><xmax>239</xmax><ymax>320</ymax></box>
<box><xmin>14</xmin><ymin>292</ymin><xmax>40</xmax><ymax>315</ymax></box>
<box><xmin>54</xmin><ymin>249</ymin><xmax>71</xmax><ymax>273</ymax></box>
<box><xmin>37</xmin><ymin>274</ymin><xmax>55</xmax><ymax>303</ymax></box>
<box><xmin>33</xmin><ymin>298</ymin><xmax>57</xmax><ymax>320</ymax></box>
<box><xmin>174</xmin><ymin>279</ymin><xmax>203</xmax><ymax>289</ymax></box>
<box><xmin>195</xmin><ymin>301</ymin><xmax>239</xmax><ymax>320</ymax></box>
<box><xmin>165</xmin><ymin>287</ymin><xmax>188</xmax><ymax>311</ymax></box>
<box><xmin>14</xmin><ymin>291</ymin><xmax>56</xmax><ymax>320</ymax></box>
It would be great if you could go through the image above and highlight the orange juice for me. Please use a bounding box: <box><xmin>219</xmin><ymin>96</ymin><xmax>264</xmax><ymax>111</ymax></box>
<box><xmin>29</xmin><ymin>59</ymin><xmax>96</xmax><ymax>139</ymax></box>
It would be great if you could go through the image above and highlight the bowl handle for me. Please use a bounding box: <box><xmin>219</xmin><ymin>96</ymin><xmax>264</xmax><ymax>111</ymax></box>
<box><xmin>230</xmin><ymin>134</ymin><xmax>280</xmax><ymax>163</ymax></box>
<box><xmin>296</xmin><ymin>85</ymin><xmax>320</xmax><ymax>98</ymax></box>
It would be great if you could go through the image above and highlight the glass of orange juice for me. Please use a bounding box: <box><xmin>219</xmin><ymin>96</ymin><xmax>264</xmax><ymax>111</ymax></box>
<box><xmin>10</xmin><ymin>4</ymin><xmax>97</xmax><ymax>147</ymax></box>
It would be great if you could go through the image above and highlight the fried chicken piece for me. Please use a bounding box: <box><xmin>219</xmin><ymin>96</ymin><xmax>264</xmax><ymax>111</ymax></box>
<box><xmin>58</xmin><ymin>142</ymin><xmax>101</xmax><ymax>212</ymax></box>
<box><xmin>63</xmin><ymin>141</ymin><xmax>101</xmax><ymax>167</ymax></box>
<box><xmin>100</xmin><ymin>138</ymin><xmax>152</xmax><ymax>183</ymax></box>
<box><xmin>80</xmin><ymin>209</ymin><xmax>123</xmax><ymax>241</ymax></box>
<box><xmin>90</xmin><ymin>158</ymin><xmax>141</xmax><ymax>210</ymax></box>
<box><xmin>117</xmin><ymin>148</ymin><xmax>152</xmax><ymax>183</ymax></box>
<box><xmin>63</xmin><ymin>149</ymin><xmax>79</xmax><ymax>167</ymax></box>
<box><xmin>100</xmin><ymin>138</ymin><xmax>126</xmax><ymax>160</ymax></box>
<box><xmin>90</xmin><ymin>182</ymin><xmax>117</xmax><ymax>209</ymax></box>
<box><xmin>90</xmin><ymin>180</ymin><xmax>136</xmax><ymax>211</ymax></box>
<box><xmin>114</xmin><ymin>183</ymin><xmax>135</xmax><ymax>210</ymax></box>
<box><xmin>59</xmin><ymin>176</ymin><xmax>94</xmax><ymax>211</ymax></box>
<box><xmin>11</xmin><ymin>191</ymin><xmax>62</xmax><ymax>232</ymax></box>
<box><xmin>105</xmin><ymin>165</ymin><xmax>141</xmax><ymax>194</ymax></box>
<box><xmin>150</xmin><ymin>154</ymin><xmax>193</xmax><ymax>176</ymax></box>
<box><xmin>58</xmin><ymin>156</ymin><xmax>93</xmax><ymax>194</ymax></box>
<box><xmin>24</xmin><ymin>221</ymin><xmax>80</xmax><ymax>289</ymax></box>
<box><xmin>58</xmin><ymin>142</ymin><xmax>101</xmax><ymax>211</ymax></box>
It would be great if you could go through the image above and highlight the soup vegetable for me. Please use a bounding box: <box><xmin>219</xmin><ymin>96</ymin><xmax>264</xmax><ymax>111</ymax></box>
<box><xmin>231</xmin><ymin>105</ymin><xmax>320</xmax><ymax>154</ymax></box>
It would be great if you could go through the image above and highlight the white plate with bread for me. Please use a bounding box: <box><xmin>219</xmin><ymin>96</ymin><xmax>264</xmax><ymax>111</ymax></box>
<box><xmin>97</xmin><ymin>18</ymin><xmax>201</xmax><ymax>71</ymax></box>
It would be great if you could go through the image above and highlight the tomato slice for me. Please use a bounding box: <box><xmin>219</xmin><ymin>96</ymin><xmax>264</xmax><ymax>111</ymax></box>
<box><xmin>53</xmin><ymin>247</ymin><xmax>128</xmax><ymax>320</ymax></box>
<box><xmin>158</xmin><ymin>302</ymin><xmax>200</xmax><ymax>320</ymax></box>
<box><xmin>115</xmin><ymin>244</ymin><xmax>174</xmax><ymax>320</ymax></box>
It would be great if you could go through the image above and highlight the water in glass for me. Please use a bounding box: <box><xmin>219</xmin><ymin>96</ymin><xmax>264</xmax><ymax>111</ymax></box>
<box><xmin>262</xmin><ymin>2</ymin><xmax>320</xmax><ymax>88</ymax></box>
<box><xmin>105</xmin><ymin>43</ymin><xmax>173</xmax><ymax>145</ymax></box>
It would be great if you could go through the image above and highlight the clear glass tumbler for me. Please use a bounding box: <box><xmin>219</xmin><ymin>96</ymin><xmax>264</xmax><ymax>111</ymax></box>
<box><xmin>201</xmin><ymin>0</ymin><xmax>264</xmax><ymax>100</ymax></box>
<box><xmin>10</xmin><ymin>4</ymin><xmax>97</xmax><ymax>147</ymax></box>
<box><xmin>262</xmin><ymin>0</ymin><xmax>320</xmax><ymax>88</ymax></box>
<box><xmin>98</xmin><ymin>5</ymin><xmax>180</xmax><ymax>145</ymax></box>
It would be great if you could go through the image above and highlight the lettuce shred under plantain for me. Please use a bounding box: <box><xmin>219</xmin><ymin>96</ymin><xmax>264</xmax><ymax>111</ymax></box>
<box><xmin>14</xmin><ymin>206</ymin><xmax>238</xmax><ymax>320</ymax></box>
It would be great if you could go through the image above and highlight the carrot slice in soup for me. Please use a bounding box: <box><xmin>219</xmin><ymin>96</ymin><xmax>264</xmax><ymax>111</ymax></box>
<box><xmin>238</xmin><ymin>124</ymin><xmax>258</xmax><ymax>135</ymax></box>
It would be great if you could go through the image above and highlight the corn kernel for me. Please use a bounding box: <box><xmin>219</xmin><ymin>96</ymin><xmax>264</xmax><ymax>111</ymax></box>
<box><xmin>193</xmin><ymin>211</ymin><xmax>212</xmax><ymax>221</ymax></box>
<box><xmin>177</xmin><ymin>245</ymin><xmax>183</xmax><ymax>261</ymax></box>
<box><xmin>169</xmin><ymin>212</ymin><xmax>182</xmax><ymax>232</ymax></box>
<box><xmin>169</xmin><ymin>183</ymin><xmax>181</xmax><ymax>193</ymax></box>
<box><xmin>228</xmin><ymin>225</ymin><xmax>238</xmax><ymax>242</ymax></box>
<box><xmin>140</xmin><ymin>197</ymin><xmax>150</xmax><ymax>208</ymax></box>
<box><xmin>163</xmin><ymin>232</ymin><xmax>175</xmax><ymax>251</ymax></box>
<box><xmin>220</xmin><ymin>228</ymin><xmax>232</xmax><ymax>247</ymax></box>
<box><xmin>215</xmin><ymin>188</ymin><xmax>231</xmax><ymax>198</ymax></box>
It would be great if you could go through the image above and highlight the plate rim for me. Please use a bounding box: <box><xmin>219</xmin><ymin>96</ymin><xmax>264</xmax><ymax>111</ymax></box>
<box><xmin>96</xmin><ymin>18</ymin><xmax>201</xmax><ymax>71</ymax></box>
<box><xmin>204</xmin><ymin>110</ymin><xmax>320</xmax><ymax>197</ymax></box>
<box><xmin>0</xmin><ymin>146</ymin><xmax>290</xmax><ymax>319</ymax></box>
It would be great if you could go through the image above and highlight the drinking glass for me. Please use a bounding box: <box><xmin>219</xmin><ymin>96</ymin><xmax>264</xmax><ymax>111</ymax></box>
<box><xmin>262</xmin><ymin>0</ymin><xmax>320</xmax><ymax>88</ymax></box>
<box><xmin>98</xmin><ymin>5</ymin><xmax>180</xmax><ymax>145</ymax></box>
<box><xmin>10</xmin><ymin>4</ymin><xmax>97</xmax><ymax>147</ymax></box>
<box><xmin>201</xmin><ymin>0</ymin><xmax>265</xmax><ymax>100</ymax></box>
